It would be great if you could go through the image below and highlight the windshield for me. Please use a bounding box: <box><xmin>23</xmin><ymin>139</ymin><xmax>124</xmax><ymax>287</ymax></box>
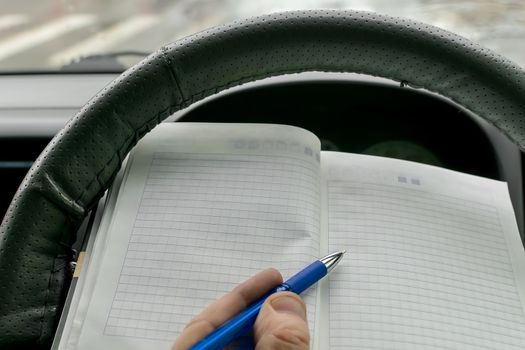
<box><xmin>0</xmin><ymin>0</ymin><xmax>524</xmax><ymax>72</ymax></box>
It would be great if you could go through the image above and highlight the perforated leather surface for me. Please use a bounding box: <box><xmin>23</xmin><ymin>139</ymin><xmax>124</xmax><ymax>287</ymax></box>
<box><xmin>1</xmin><ymin>10</ymin><xmax>524</xmax><ymax>348</ymax></box>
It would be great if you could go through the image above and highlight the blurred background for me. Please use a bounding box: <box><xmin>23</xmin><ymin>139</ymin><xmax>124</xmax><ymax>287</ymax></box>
<box><xmin>0</xmin><ymin>0</ymin><xmax>524</xmax><ymax>72</ymax></box>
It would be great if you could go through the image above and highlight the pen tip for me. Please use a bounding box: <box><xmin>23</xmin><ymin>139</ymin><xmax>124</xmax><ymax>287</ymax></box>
<box><xmin>320</xmin><ymin>250</ymin><xmax>346</xmax><ymax>273</ymax></box>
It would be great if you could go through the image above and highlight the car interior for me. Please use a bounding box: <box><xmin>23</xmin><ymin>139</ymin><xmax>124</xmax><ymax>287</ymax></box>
<box><xmin>1</xmin><ymin>1</ymin><xmax>525</xmax><ymax>349</ymax></box>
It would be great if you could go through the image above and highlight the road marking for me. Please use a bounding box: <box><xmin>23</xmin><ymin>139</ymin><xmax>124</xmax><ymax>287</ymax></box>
<box><xmin>49</xmin><ymin>15</ymin><xmax>158</xmax><ymax>66</ymax></box>
<box><xmin>0</xmin><ymin>14</ymin><xmax>94</xmax><ymax>61</ymax></box>
<box><xmin>0</xmin><ymin>14</ymin><xmax>27</xmax><ymax>33</ymax></box>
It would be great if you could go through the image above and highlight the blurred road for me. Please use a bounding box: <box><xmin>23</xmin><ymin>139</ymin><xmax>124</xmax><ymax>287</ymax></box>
<box><xmin>0</xmin><ymin>0</ymin><xmax>524</xmax><ymax>71</ymax></box>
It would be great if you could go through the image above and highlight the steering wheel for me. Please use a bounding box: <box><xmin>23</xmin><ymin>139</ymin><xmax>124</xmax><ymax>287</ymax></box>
<box><xmin>1</xmin><ymin>10</ymin><xmax>525</xmax><ymax>348</ymax></box>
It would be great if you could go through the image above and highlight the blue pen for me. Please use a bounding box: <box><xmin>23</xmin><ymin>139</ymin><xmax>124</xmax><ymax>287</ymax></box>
<box><xmin>189</xmin><ymin>250</ymin><xmax>346</xmax><ymax>350</ymax></box>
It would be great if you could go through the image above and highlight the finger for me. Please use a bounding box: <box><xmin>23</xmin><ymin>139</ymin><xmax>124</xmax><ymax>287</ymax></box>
<box><xmin>192</xmin><ymin>268</ymin><xmax>283</xmax><ymax>328</ymax></box>
<box><xmin>172</xmin><ymin>268</ymin><xmax>283</xmax><ymax>350</ymax></box>
<box><xmin>253</xmin><ymin>292</ymin><xmax>310</xmax><ymax>350</ymax></box>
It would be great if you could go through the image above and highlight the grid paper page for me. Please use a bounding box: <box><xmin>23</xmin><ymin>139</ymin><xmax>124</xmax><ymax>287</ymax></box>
<box><xmin>76</xmin><ymin>123</ymin><xmax>322</xmax><ymax>350</ymax></box>
<box><xmin>323</xmin><ymin>152</ymin><xmax>525</xmax><ymax>350</ymax></box>
<box><xmin>105</xmin><ymin>152</ymin><xmax>320</xmax><ymax>342</ymax></box>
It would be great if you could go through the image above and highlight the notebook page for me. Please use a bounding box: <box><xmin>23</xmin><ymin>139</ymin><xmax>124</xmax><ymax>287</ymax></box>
<box><xmin>322</xmin><ymin>152</ymin><xmax>525</xmax><ymax>350</ymax></box>
<box><xmin>75</xmin><ymin>123</ymin><xmax>321</xmax><ymax>350</ymax></box>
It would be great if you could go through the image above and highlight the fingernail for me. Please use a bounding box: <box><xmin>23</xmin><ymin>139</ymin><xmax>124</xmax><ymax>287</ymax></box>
<box><xmin>270</xmin><ymin>294</ymin><xmax>307</xmax><ymax>320</ymax></box>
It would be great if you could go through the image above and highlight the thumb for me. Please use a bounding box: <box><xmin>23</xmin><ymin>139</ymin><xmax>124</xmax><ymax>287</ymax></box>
<box><xmin>253</xmin><ymin>292</ymin><xmax>310</xmax><ymax>350</ymax></box>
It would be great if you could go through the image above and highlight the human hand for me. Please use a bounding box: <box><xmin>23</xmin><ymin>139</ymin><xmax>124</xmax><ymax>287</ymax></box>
<box><xmin>172</xmin><ymin>268</ymin><xmax>310</xmax><ymax>350</ymax></box>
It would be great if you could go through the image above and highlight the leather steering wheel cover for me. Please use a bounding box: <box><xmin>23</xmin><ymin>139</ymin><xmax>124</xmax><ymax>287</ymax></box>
<box><xmin>1</xmin><ymin>10</ymin><xmax>525</xmax><ymax>348</ymax></box>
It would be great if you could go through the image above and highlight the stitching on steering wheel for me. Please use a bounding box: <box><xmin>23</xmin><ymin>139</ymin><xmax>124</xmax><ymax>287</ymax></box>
<box><xmin>162</xmin><ymin>47</ymin><xmax>187</xmax><ymax>102</ymax></box>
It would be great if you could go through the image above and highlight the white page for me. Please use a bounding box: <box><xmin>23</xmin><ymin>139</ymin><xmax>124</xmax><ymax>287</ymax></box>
<box><xmin>322</xmin><ymin>152</ymin><xmax>525</xmax><ymax>349</ymax></box>
<box><xmin>75</xmin><ymin>123</ymin><xmax>321</xmax><ymax>350</ymax></box>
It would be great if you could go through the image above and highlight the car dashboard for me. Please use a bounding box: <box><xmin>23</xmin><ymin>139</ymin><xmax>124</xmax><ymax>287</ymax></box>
<box><xmin>0</xmin><ymin>72</ymin><xmax>523</xmax><ymax>238</ymax></box>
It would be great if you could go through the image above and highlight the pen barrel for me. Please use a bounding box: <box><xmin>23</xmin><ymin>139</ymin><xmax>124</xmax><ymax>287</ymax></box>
<box><xmin>189</xmin><ymin>260</ymin><xmax>327</xmax><ymax>349</ymax></box>
<box><xmin>284</xmin><ymin>260</ymin><xmax>327</xmax><ymax>294</ymax></box>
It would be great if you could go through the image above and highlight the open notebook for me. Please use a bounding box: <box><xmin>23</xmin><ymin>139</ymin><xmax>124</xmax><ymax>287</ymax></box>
<box><xmin>56</xmin><ymin>123</ymin><xmax>525</xmax><ymax>349</ymax></box>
